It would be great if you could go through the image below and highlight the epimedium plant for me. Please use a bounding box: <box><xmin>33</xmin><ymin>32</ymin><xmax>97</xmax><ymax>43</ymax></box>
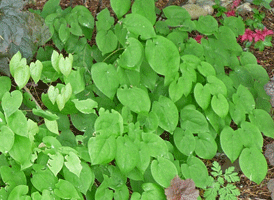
<box><xmin>0</xmin><ymin>0</ymin><xmax>274</xmax><ymax>199</ymax></box>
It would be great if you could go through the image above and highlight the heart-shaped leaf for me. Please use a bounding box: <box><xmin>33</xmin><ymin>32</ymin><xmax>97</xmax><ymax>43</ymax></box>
<box><xmin>30</xmin><ymin>60</ymin><xmax>43</xmax><ymax>84</ymax></box>
<box><xmin>239</xmin><ymin>147</ymin><xmax>267</xmax><ymax>184</ymax></box>
<box><xmin>2</xmin><ymin>90</ymin><xmax>23</xmax><ymax>117</ymax></box>
<box><xmin>48</xmin><ymin>85</ymin><xmax>59</xmax><ymax>105</ymax></box>
<box><xmin>194</xmin><ymin>83</ymin><xmax>211</xmax><ymax>110</ymax></box>
<box><xmin>14</xmin><ymin>65</ymin><xmax>30</xmax><ymax>89</ymax></box>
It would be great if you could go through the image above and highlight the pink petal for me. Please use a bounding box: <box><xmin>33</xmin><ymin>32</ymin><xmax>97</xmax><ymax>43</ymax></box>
<box><xmin>194</xmin><ymin>35</ymin><xmax>203</xmax><ymax>43</ymax></box>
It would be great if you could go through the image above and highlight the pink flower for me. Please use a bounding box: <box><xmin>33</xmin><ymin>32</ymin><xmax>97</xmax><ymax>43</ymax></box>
<box><xmin>241</xmin><ymin>29</ymin><xmax>255</xmax><ymax>42</ymax></box>
<box><xmin>262</xmin><ymin>27</ymin><xmax>274</xmax><ymax>37</ymax></box>
<box><xmin>232</xmin><ymin>0</ymin><xmax>241</xmax><ymax>9</ymax></box>
<box><xmin>194</xmin><ymin>35</ymin><xmax>203</xmax><ymax>43</ymax></box>
<box><xmin>253</xmin><ymin>29</ymin><xmax>266</xmax><ymax>42</ymax></box>
<box><xmin>225</xmin><ymin>10</ymin><xmax>236</xmax><ymax>17</ymax></box>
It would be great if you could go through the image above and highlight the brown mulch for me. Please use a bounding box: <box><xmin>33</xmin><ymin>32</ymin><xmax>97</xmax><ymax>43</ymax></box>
<box><xmin>24</xmin><ymin>0</ymin><xmax>274</xmax><ymax>199</ymax></box>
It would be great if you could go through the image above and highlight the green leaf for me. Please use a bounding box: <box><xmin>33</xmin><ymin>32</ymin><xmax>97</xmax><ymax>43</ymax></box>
<box><xmin>88</xmin><ymin>135</ymin><xmax>116</xmax><ymax>165</ymax></box>
<box><xmin>169</xmin><ymin>77</ymin><xmax>185</xmax><ymax>102</ymax></box>
<box><xmin>220</xmin><ymin>126</ymin><xmax>243</xmax><ymax>163</ymax></box>
<box><xmin>155</xmin><ymin>21</ymin><xmax>170</xmax><ymax>36</ymax></box>
<box><xmin>72</xmin><ymin>99</ymin><xmax>98</xmax><ymax>114</ymax></box>
<box><xmin>96</xmin><ymin>30</ymin><xmax>118</xmax><ymax>55</ymax></box>
<box><xmin>229</xmin><ymin>102</ymin><xmax>246</xmax><ymax>125</ymax></box>
<box><xmin>0</xmin><ymin>126</ymin><xmax>14</xmax><ymax>153</ymax></box>
<box><xmin>117</xmin><ymin>86</ymin><xmax>151</xmax><ymax>114</ymax></box>
<box><xmin>195</xmin><ymin>132</ymin><xmax>217</xmax><ymax>159</ymax></box>
<box><xmin>56</xmin><ymin>94</ymin><xmax>65</xmax><ymax>111</ymax></box>
<box><xmin>180</xmin><ymin>107</ymin><xmax>209</xmax><ymax>133</ymax></box>
<box><xmin>70</xmin><ymin>21</ymin><xmax>82</xmax><ymax>36</ymax></box>
<box><xmin>71</xmin><ymin>112</ymin><xmax>97</xmax><ymax>133</ymax></box>
<box><xmin>194</xmin><ymin>83</ymin><xmax>211</xmax><ymax>110</ymax></box>
<box><xmin>197</xmin><ymin>61</ymin><xmax>216</xmax><ymax>77</ymax></box>
<box><xmin>64</xmin><ymin>68</ymin><xmax>85</xmax><ymax>94</ymax></box>
<box><xmin>8</xmin><ymin>185</ymin><xmax>29</xmax><ymax>200</ymax></box>
<box><xmin>96</xmin><ymin>8</ymin><xmax>114</xmax><ymax>31</ymax></box>
<box><xmin>30</xmin><ymin>60</ymin><xmax>43</xmax><ymax>84</ymax></box>
<box><xmin>9</xmin><ymin>51</ymin><xmax>22</xmax><ymax>77</ymax></box>
<box><xmin>91</xmin><ymin>62</ymin><xmax>119</xmax><ymax>99</ymax></box>
<box><xmin>95</xmin><ymin>178</ymin><xmax>114</xmax><ymax>200</ymax></box>
<box><xmin>223</xmin><ymin>16</ymin><xmax>245</xmax><ymax>36</ymax></box>
<box><xmin>94</xmin><ymin>109</ymin><xmax>123</xmax><ymax>137</ymax></box>
<box><xmin>116</xmin><ymin>136</ymin><xmax>139</xmax><ymax>174</ymax></box>
<box><xmin>180</xmin><ymin>63</ymin><xmax>197</xmax><ymax>83</ymax></box>
<box><xmin>62</xmin><ymin>83</ymin><xmax>73</xmax><ymax>102</ymax></box>
<box><xmin>32</xmin><ymin>108</ymin><xmax>59</xmax><ymax>121</ymax></box>
<box><xmin>64</xmin><ymin>152</ymin><xmax>82</xmax><ymax>177</ymax></box>
<box><xmin>59</xmin><ymin>55</ymin><xmax>73</xmax><ymax>77</ymax></box>
<box><xmin>163</xmin><ymin>6</ymin><xmax>191</xmax><ymax>26</ymax></box>
<box><xmin>132</xmin><ymin>0</ymin><xmax>156</xmax><ymax>25</ymax></box>
<box><xmin>51</xmin><ymin>50</ymin><xmax>61</xmax><ymax>73</ymax></box>
<box><xmin>1</xmin><ymin>165</ymin><xmax>27</xmax><ymax>191</ymax></box>
<box><xmin>232</xmin><ymin>84</ymin><xmax>255</xmax><ymax>114</ymax></box>
<box><xmin>54</xmin><ymin>179</ymin><xmax>80</xmax><ymax>199</ymax></box>
<box><xmin>0</xmin><ymin>76</ymin><xmax>11</xmax><ymax>100</ymax></box>
<box><xmin>141</xmin><ymin>183</ymin><xmax>166</xmax><ymax>200</ymax></box>
<box><xmin>75</xmin><ymin>8</ymin><xmax>94</xmax><ymax>29</ymax></box>
<box><xmin>44</xmin><ymin>119</ymin><xmax>59</xmax><ymax>135</ymax></box>
<box><xmin>48</xmin><ymin>85</ymin><xmax>59</xmax><ymax>105</ymax></box>
<box><xmin>47</xmin><ymin>152</ymin><xmax>64</xmax><ymax>176</ymax></box>
<box><xmin>239</xmin><ymin>147</ymin><xmax>267</xmax><ymax>184</ymax></box>
<box><xmin>174</xmin><ymin>128</ymin><xmax>196</xmax><ymax>156</ymax></box>
<box><xmin>239</xmin><ymin>121</ymin><xmax>263</xmax><ymax>150</ymax></box>
<box><xmin>140</xmin><ymin>61</ymin><xmax>158</xmax><ymax>91</ymax></box>
<box><xmin>9</xmin><ymin>135</ymin><xmax>31</xmax><ymax>165</ymax></box>
<box><xmin>144</xmin><ymin>111</ymin><xmax>159</xmax><ymax>132</ymax></box>
<box><xmin>196</xmin><ymin>15</ymin><xmax>218</xmax><ymax>35</ymax></box>
<box><xmin>152</xmin><ymin>96</ymin><xmax>178</xmax><ymax>132</ymax></box>
<box><xmin>123</xmin><ymin>13</ymin><xmax>156</xmax><ymax>40</ymax></box>
<box><xmin>181</xmin><ymin>156</ymin><xmax>209</xmax><ymax>189</ymax></box>
<box><xmin>7</xmin><ymin>110</ymin><xmax>28</xmax><ymax>137</ymax></box>
<box><xmin>2</xmin><ymin>90</ymin><xmax>23</xmax><ymax>117</ymax></box>
<box><xmin>151</xmin><ymin>157</ymin><xmax>178</xmax><ymax>188</ymax></box>
<box><xmin>211</xmin><ymin>94</ymin><xmax>229</xmax><ymax>118</ymax></box>
<box><xmin>249</xmin><ymin>109</ymin><xmax>274</xmax><ymax>138</ymax></box>
<box><xmin>206</xmin><ymin>76</ymin><xmax>227</xmax><ymax>96</ymax></box>
<box><xmin>110</xmin><ymin>0</ymin><xmax>131</xmax><ymax>19</ymax></box>
<box><xmin>141</xmin><ymin>132</ymin><xmax>169</xmax><ymax>158</ymax></box>
<box><xmin>14</xmin><ymin>65</ymin><xmax>30</xmax><ymax>89</ymax></box>
<box><xmin>118</xmin><ymin>37</ymin><xmax>144</xmax><ymax>71</ymax></box>
<box><xmin>63</xmin><ymin>162</ymin><xmax>94</xmax><ymax>195</ymax></box>
<box><xmin>145</xmin><ymin>35</ymin><xmax>180</xmax><ymax>76</ymax></box>
<box><xmin>59</xmin><ymin>23</ymin><xmax>70</xmax><ymax>44</ymax></box>
<box><xmin>31</xmin><ymin>164</ymin><xmax>58</xmax><ymax>192</ymax></box>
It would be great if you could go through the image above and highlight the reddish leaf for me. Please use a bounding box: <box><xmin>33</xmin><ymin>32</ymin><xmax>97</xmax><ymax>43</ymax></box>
<box><xmin>165</xmin><ymin>176</ymin><xmax>199</xmax><ymax>200</ymax></box>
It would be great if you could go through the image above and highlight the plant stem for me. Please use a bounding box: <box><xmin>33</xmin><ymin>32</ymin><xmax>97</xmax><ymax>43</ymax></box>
<box><xmin>102</xmin><ymin>48</ymin><xmax>124</xmax><ymax>63</ymax></box>
<box><xmin>23</xmin><ymin>86</ymin><xmax>42</xmax><ymax>109</ymax></box>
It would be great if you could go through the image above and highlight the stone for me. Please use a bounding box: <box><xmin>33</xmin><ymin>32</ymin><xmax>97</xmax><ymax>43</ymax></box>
<box><xmin>182</xmin><ymin>4</ymin><xmax>208</xmax><ymax>19</ymax></box>
<box><xmin>220</xmin><ymin>0</ymin><xmax>233</xmax><ymax>8</ymax></box>
<box><xmin>202</xmin><ymin>5</ymin><xmax>214</xmax><ymax>15</ymax></box>
<box><xmin>236</xmin><ymin>3</ymin><xmax>252</xmax><ymax>15</ymax></box>
<box><xmin>195</xmin><ymin>0</ymin><xmax>215</xmax><ymax>15</ymax></box>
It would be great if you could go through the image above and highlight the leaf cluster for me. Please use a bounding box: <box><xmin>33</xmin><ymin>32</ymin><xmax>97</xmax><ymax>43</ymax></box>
<box><xmin>0</xmin><ymin>0</ymin><xmax>273</xmax><ymax>199</ymax></box>
<box><xmin>204</xmin><ymin>161</ymin><xmax>240</xmax><ymax>200</ymax></box>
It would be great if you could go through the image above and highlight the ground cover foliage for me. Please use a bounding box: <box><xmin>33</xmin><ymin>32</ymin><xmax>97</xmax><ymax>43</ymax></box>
<box><xmin>0</xmin><ymin>0</ymin><xmax>274</xmax><ymax>199</ymax></box>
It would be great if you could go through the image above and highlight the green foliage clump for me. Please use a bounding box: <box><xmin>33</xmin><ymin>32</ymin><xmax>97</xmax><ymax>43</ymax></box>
<box><xmin>204</xmin><ymin>161</ymin><xmax>240</xmax><ymax>200</ymax></box>
<box><xmin>0</xmin><ymin>0</ymin><xmax>273</xmax><ymax>199</ymax></box>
